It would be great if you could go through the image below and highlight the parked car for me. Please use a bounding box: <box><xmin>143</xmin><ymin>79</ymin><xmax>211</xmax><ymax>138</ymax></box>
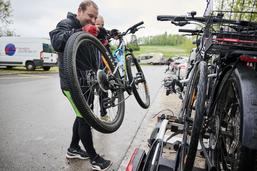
<box><xmin>138</xmin><ymin>53</ymin><xmax>166</xmax><ymax>65</ymax></box>
<box><xmin>164</xmin><ymin>56</ymin><xmax>188</xmax><ymax>96</ymax></box>
<box><xmin>168</xmin><ymin>57</ymin><xmax>188</xmax><ymax>79</ymax></box>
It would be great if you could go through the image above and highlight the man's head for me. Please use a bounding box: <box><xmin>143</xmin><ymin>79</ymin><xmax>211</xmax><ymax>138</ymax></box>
<box><xmin>96</xmin><ymin>15</ymin><xmax>104</xmax><ymax>28</ymax></box>
<box><xmin>77</xmin><ymin>0</ymin><xmax>98</xmax><ymax>26</ymax></box>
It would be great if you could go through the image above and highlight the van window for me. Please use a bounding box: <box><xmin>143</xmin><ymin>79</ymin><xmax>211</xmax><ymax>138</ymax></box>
<box><xmin>140</xmin><ymin>56</ymin><xmax>153</xmax><ymax>60</ymax></box>
<box><xmin>43</xmin><ymin>43</ymin><xmax>55</xmax><ymax>53</ymax></box>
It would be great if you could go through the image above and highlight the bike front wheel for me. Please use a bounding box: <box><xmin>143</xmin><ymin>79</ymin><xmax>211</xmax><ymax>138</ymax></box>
<box><xmin>126</xmin><ymin>54</ymin><xmax>150</xmax><ymax>109</ymax></box>
<box><xmin>179</xmin><ymin>61</ymin><xmax>207</xmax><ymax>171</ymax></box>
<box><xmin>63</xmin><ymin>32</ymin><xmax>125</xmax><ymax>133</ymax></box>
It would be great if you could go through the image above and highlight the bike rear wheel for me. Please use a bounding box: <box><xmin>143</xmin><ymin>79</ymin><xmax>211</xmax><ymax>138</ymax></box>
<box><xmin>63</xmin><ymin>32</ymin><xmax>125</xmax><ymax>133</ymax></box>
<box><xmin>126</xmin><ymin>54</ymin><xmax>150</xmax><ymax>109</ymax></box>
<box><xmin>209</xmin><ymin>66</ymin><xmax>257</xmax><ymax>171</ymax></box>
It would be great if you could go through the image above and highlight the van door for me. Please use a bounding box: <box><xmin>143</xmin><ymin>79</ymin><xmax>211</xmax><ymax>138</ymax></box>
<box><xmin>41</xmin><ymin>43</ymin><xmax>58</xmax><ymax>66</ymax></box>
<box><xmin>0</xmin><ymin>42</ymin><xmax>23</xmax><ymax>67</ymax></box>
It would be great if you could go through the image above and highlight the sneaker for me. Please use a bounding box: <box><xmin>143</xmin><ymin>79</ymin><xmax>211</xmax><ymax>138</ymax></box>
<box><xmin>91</xmin><ymin>154</ymin><xmax>112</xmax><ymax>171</ymax></box>
<box><xmin>100</xmin><ymin>115</ymin><xmax>111</xmax><ymax>122</ymax></box>
<box><xmin>66</xmin><ymin>147</ymin><xmax>89</xmax><ymax>160</ymax></box>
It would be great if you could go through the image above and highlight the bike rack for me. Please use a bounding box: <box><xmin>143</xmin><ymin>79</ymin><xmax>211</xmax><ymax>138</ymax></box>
<box><xmin>144</xmin><ymin>116</ymin><xmax>207</xmax><ymax>171</ymax></box>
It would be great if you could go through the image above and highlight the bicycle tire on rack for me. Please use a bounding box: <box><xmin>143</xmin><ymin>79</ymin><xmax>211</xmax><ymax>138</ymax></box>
<box><xmin>209</xmin><ymin>64</ymin><xmax>257</xmax><ymax>171</ymax></box>
<box><xmin>180</xmin><ymin>61</ymin><xmax>207</xmax><ymax>171</ymax></box>
<box><xmin>126</xmin><ymin>54</ymin><xmax>150</xmax><ymax>109</ymax></box>
<box><xmin>63</xmin><ymin>32</ymin><xmax>125</xmax><ymax>133</ymax></box>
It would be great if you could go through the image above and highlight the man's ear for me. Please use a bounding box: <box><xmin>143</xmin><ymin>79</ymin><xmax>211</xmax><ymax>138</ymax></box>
<box><xmin>77</xmin><ymin>7</ymin><xmax>82</xmax><ymax>15</ymax></box>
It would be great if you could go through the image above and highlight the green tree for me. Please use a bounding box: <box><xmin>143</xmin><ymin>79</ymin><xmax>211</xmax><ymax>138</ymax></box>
<box><xmin>215</xmin><ymin>0</ymin><xmax>257</xmax><ymax>21</ymax></box>
<box><xmin>0</xmin><ymin>0</ymin><xmax>12</xmax><ymax>24</ymax></box>
<box><xmin>0</xmin><ymin>0</ymin><xmax>13</xmax><ymax>36</ymax></box>
<box><xmin>128</xmin><ymin>34</ymin><xmax>140</xmax><ymax>51</ymax></box>
<box><xmin>233</xmin><ymin>0</ymin><xmax>257</xmax><ymax>21</ymax></box>
<box><xmin>138</xmin><ymin>33</ymin><xmax>189</xmax><ymax>46</ymax></box>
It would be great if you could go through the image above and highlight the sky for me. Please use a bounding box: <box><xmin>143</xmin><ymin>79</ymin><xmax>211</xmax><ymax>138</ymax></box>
<box><xmin>8</xmin><ymin>0</ymin><xmax>207</xmax><ymax>38</ymax></box>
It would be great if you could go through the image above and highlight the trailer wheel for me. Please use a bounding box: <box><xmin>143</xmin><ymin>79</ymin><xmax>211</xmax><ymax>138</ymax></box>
<box><xmin>26</xmin><ymin>61</ymin><xmax>35</xmax><ymax>71</ymax></box>
<box><xmin>43</xmin><ymin>66</ymin><xmax>51</xmax><ymax>71</ymax></box>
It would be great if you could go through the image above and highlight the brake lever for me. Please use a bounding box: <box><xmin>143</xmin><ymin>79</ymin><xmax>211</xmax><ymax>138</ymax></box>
<box><xmin>130</xmin><ymin>28</ymin><xmax>138</xmax><ymax>34</ymax></box>
<box><xmin>182</xmin><ymin>34</ymin><xmax>193</xmax><ymax>36</ymax></box>
<box><xmin>137</xmin><ymin>26</ymin><xmax>145</xmax><ymax>30</ymax></box>
<box><xmin>171</xmin><ymin>21</ymin><xmax>190</xmax><ymax>26</ymax></box>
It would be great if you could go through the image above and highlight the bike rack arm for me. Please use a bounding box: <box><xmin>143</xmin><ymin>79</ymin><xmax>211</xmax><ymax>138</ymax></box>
<box><xmin>156</xmin><ymin>119</ymin><xmax>169</xmax><ymax>140</ymax></box>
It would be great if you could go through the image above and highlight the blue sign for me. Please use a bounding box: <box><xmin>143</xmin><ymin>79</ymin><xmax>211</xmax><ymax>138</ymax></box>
<box><xmin>5</xmin><ymin>43</ymin><xmax>16</xmax><ymax>56</ymax></box>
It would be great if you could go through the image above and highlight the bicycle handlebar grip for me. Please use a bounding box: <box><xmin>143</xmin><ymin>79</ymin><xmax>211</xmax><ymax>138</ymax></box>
<box><xmin>132</xmin><ymin>21</ymin><xmax>144</xmax><ymax>29</ymax></box>
<box><xmin>178</xmin><ymin>29</ymin><xmax>202</xmax><ymax>33</ymax></box>
<box><xmin>157</xmin><ymin>15</ymin><xmax>187</xmax><ymax>21</ymax></box>
<box><xmin>157</xmin><ymin>15</ymin><xmax>175</xmax><ymax>21</ymax></box>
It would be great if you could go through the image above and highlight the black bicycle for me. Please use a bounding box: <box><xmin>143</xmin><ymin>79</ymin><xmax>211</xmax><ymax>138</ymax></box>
<box><xmin>63</xmin><ymin>22</ymin><xmax>150</xmax><ymax>133</ymax></box>
<box><xmin>156</xmin><ymin>0</ymin><xmax>257</xmax><ymax>170</ymax></box>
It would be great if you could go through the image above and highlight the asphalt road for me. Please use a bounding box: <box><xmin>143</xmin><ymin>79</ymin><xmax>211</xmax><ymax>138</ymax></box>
<box><xmin>0</xmin><ymin>65</ymin><xmax>166</xmax><ymax>171</ymax></box>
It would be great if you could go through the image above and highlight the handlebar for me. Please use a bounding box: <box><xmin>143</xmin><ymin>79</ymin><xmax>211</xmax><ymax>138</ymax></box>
<box><xmin>157</xmin><ymin>15</ymin><xmax>257</xmax><ymax>28</ymax></box>
<box><xmin>178</xmin><ymin>29</ymin><xmax>203</xmax><ymax>34</ymax></box>
<box><xmin>157</xmin><ymin>15</ymin><xmax>207</xmax><ymax>22</ymax></box>
<box><xmin>129</xmin><ymin>21</ymin><xmax>144</xmax><ymax>30</ymax></box>
<box><xmin>157</xmin><ymin>15</ymin><xmax>188</xmax><ymax>21</ymax></box>
<box><xmin>122</xmin><ymin>21</ymin><xmax>144</xmax><ymax>36</ymax></box>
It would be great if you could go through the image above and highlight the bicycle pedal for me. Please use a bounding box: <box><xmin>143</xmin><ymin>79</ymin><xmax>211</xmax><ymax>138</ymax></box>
<box><xmin>103</xmin><ymin>97</ymin><xmax>112</xmax><ymax>108</ymax></box>
<box><xmin>173</xmin><ymin>141</ymin><xmax>181</xmax><ymax>151</ymax></box>
<box><xmin>135</xmin><ymin>73</ymin><xmax>144</xmax><ymax>83</ymax></box>
<box><xmin>136</xmin><ymin>72</ymin><xmax>143</xmax><ymax>77</ymax></box>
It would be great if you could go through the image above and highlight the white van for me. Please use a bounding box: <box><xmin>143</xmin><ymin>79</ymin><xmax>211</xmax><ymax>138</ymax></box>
<box><xmin>0</xmin><ymin>37</ymin><xmax>58</xmax><ymax>71</ymax></box>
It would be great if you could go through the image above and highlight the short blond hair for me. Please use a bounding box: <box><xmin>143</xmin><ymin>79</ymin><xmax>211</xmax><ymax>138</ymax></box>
<box><xmin>79</xmin><ymin>0</ymin><xmax>98</xmax><ymax>11</ymax></box>
<box><xmin>96</xmin><ymin>15</ymin><xmax>104</xmax><ymax>27</ymax></box>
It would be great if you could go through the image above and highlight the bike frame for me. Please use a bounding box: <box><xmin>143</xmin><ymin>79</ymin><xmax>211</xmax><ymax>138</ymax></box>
<box><xmin>110</xmin><ymin>34</ymin><xmax>138</xmax><ymax>93</ymax></box>
<box><xmin>112</xmin><ymin>38</ymin><xmax>128</xmax><ymax>82</ymax></box>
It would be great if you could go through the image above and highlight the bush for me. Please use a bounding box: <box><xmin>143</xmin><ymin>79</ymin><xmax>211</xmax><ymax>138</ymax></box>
<box><xmin>127</xmin><ymin>43</ymin><xmax>140</xmax><ymax>51</ymax></box>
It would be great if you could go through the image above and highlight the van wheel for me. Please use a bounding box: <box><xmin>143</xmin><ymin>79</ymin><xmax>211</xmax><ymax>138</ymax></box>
<box><xmin>6</xmin><ymin>66</ymin><xmax>13</xmax><ymax>69</ymax></box>
<box><xmin>43</xmin><ymin>66</ymin><xmax>51</xmax><ymax>71</ymax></box>
<box><xmin>26</xmin><ymin>62</ymin><xmax>35</xmax><ymax>71</ymax></box>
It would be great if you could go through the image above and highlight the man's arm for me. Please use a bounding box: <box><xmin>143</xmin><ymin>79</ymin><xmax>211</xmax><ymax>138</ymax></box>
<box><xmin>49</xmin><ymin>20</ymin><xmax>81</xmax><ymax>53</ymax></box>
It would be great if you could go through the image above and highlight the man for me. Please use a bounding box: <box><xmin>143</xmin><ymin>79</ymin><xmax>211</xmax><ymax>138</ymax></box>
<box><xmin>96</xmin><ymin>15</ymin><xmax>104</xmax><ymax>28</ymax></box>
<box><xmin>49</xmin><ymin>1</ymin><xmax>112</xmax><ymax>170</ymax></box>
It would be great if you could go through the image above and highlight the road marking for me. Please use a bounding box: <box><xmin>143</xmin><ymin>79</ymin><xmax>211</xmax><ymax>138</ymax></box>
<box><xmin>0</xmin><ymin>74</ymin><xmax>51</xmax><ymax>80</ymax></box>
<box><xmin>18</xmin><ymin>74</ymin><xmax>50</xmax><ymax>78</ymax></box>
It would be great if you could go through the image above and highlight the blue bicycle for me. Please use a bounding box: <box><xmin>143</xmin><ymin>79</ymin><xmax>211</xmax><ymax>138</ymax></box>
<box><xmin>110</xmin><ymin>21</ymin><xmax>150</xmax><ymax>109</ymax></box>
<box><xmin>63</xmin><ymin>22</ymin><xmax>150</xmax><ymax>133</ymax></box>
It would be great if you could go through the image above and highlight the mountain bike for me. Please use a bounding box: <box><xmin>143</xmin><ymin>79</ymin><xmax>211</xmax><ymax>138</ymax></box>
<box><xmin>63</xmin><ymin>22</ymin><xmax>150</xmax><ymax>133</ymax></box>
<box><xmin>109</xmin><ymin>21</ymin><xmax>150</xmax><ymax>109</ymax></box>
